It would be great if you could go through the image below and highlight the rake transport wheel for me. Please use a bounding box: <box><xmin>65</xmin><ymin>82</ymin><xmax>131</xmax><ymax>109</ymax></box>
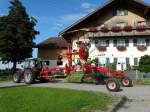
<box><xmin>24</xmin><ymin>70</ymin><xmax>35</xmax><ymax>84</ymax></box>
<box><xmin>121</xmin><ymin>77</ymin><xmax>133</xmax><ymax>87</ymax></box>
<box><xmin>106</xmin><ymin>79</ymin><xmax>120</xmax><ymax>92</ymax></box>
<box><xmin>13</xmin><ymin>72</ymin><xmax>21</xmax><ymax>83</ymax></box>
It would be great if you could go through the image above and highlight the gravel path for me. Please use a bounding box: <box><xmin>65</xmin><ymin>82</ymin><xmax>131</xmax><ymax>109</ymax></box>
<box><xmin>0</xmin><ymin>81</ymin><xmax>150</xmax><ymax>112</ymax></box>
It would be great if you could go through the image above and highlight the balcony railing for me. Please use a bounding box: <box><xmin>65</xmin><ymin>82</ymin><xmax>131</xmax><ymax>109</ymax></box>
<box><xmin>84</xmin><ymin>24</ymin><xmax>150</xmax><ymax>38</ymax></box>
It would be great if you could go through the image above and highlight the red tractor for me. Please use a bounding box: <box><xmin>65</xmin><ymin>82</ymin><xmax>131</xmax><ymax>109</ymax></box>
<box><xmin>13</xmin><ymin>58</ymin><xmax>64</xmax><ymax>84</ymax></box>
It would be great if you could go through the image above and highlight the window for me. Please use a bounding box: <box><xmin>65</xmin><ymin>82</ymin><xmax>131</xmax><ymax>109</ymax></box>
<box><xmin>116</xmin><ymin>22</ymin><xmax>127</xmax><ymax>27</ymax></box>
<box><xmin>116</xmin><ymin>9</ymin><xmax>128</xmax><ymax>16</ymax></box>
<box><xmin>137</xmin><ymin>21</ymin><xmax>146</xmax><ymax>26</ymax></box>
<box><xmin>99</xmin><ymin>40</ymin><xmax>106</xmax><ymax>46</ymax></box>
<box><xmin>137</xmin><ymin>39</ymin><xmax>146</xmax><ymax>45</ymax></box>
<box><xmin>117</xmin><ymin>39</ymin><xmax>125</xmax><ymax>46</ymax></box>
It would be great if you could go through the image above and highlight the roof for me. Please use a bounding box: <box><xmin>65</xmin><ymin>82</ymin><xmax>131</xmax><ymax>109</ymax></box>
<box><xmin>35</xmin><ymin>37</ymin><xmax>67</xmax><ymax>48</ymax></box>
<box><xmin>59</xmin><ymin>0</ymin><xmax>150</xmax><ymax>36</ymax></box>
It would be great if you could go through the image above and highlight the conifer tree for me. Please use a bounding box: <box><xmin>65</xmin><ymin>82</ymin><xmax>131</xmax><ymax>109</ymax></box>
<box><xmin>0</xmin><ymin>0</ymin><xmax>39</xmax><ymax>73</ymax></box>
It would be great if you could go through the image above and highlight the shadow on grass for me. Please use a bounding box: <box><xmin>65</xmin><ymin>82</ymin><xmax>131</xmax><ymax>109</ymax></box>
<box><xmin>0</xmin><ymin>84</ymin><xmax>29</xmax><ymax>89</ymax></box>
<box><xmin>110</xmin><ymin>96</ymin><xmax>129</xmax><ymax>112</ymax></box>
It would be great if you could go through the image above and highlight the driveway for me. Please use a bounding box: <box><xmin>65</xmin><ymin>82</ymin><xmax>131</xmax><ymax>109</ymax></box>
<box><xmin>0</xmin><ymin>81</ymin><xmax>150</xmax><ymax>112</ymax></box>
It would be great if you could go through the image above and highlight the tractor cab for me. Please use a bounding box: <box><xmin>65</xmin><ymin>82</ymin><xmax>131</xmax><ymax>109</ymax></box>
<box><xmin>24</xmin><ymin>58</ymin><xmax>42</xmax><ymax>70</ymax></box>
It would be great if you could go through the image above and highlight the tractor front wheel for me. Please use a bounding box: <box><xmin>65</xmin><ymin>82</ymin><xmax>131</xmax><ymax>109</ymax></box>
<box><xmin>24</xmin><ymin>70</ymin><xmax>35</xmax><ymax>84</ymax></box>
<box><xmin>121</xmin><ymin>77</ymin><xmax>133</xmax><ymax>87</ymax></box>
<box><xmin>13</xmin><ymin>72</ymin><xmax>21</xmax><ymax>83</ymax></box>
<box><xmin>106</xmin><ymin>79</ymin><xmax>120</xmax><ymax>92</ymax></box>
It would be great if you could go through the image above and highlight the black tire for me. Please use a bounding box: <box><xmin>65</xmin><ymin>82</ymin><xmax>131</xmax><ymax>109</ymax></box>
<box><xmin>24</xmin><ymin>70</ymin><xmax>35</xmax><ymax>84</ymax></box>
<box><xmin>121</xmin><ymin>77</ymin><xmax>133</xmax><ymax>87</ymax></box>
<box><xmin>106</xmin><ymin>79</ymin><xmax>120</xmax><ymax>92</ymax></box>
<box><xmin>39</xmin><ymin>78</ymin><xmax>48</xmax><ymax>83</ymax></box>
<box><xmin>13</xmin><ymin>72</ymin><xmax>21</xmax><ymax>83</ymax></box>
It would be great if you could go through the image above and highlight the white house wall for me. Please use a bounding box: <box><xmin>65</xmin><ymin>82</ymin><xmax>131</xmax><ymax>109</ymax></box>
<box><xmin>72</xmin><ymin>38</ymin><xmax>150</xmax><ymax>70</ymax></box>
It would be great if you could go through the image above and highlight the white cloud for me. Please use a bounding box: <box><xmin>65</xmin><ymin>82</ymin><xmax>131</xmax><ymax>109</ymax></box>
<box><xmin>81</xmin><ymin>2</ymin><xmax>92</xmax><ymax>9</ymax></box>
<box><xmin>81</xmin><ymin>2</ymin><xmax>97</xmax><ymax>13</ymax></box>
<box><xmin>51</xmin><ymin>13</ymin><xmax>86</xmax><ymax>31</ymax></box>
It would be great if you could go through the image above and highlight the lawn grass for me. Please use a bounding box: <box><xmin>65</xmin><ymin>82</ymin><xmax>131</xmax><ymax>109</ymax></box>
<box><xmin>133</xmin><ymin>79</ymin><xmax>150</xmax><ymax>85</ymax></box>
<box><xmin>0</xmin><ymin>87</ymin><xmax>116</xmax><ymax>112</ymax></box>
<box><xmin>0</xmin><ymin>74</ymin><xmax>12</xmax><ymax>82</ymax></box>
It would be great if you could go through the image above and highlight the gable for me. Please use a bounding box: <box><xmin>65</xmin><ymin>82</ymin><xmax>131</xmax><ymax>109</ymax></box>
<box><xmin>60</xmin><ymin>0</ymin><xmax>150</xmax><ymax>37</ymax></box>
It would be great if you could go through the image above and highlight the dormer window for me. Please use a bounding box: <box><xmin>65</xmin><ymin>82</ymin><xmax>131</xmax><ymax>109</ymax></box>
<box><xmin>116</xmin><ymin>9</ymin><xmax>128</xmax><ymax>16</ymax></box>
<box><xmin>137</xmin><ymin>21</ymin><xmax>146</xmax><ymax>26</ymax></box>
<box><xmin>116</xmin><ymin>22</ymin><xmax>127</xmax><ymax>27</ymax></box>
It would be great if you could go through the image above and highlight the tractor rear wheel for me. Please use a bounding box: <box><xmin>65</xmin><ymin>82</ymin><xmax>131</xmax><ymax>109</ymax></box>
<box><xmin>24</xmin><ymin>70</ymin><xmax>35</xmax><ymax>84</ymax></box>
<box><xmin>13</xmin><ymin>72</ymin><xmax>21</xmax><ymax>83</ymax></box>
<box><xmin>39</xmin><ymin>78</ymin><xmax>48</xmax><ymax>83</ymax></box>
<box><xmin>121</xmin><ymin>77</ymin><xmax>133</xmax><ymax>87</ymax></box>
<box><xmin>106</xmin><ymin>79</ymin><xmax>120</xmax><ymax>92</ymax></box>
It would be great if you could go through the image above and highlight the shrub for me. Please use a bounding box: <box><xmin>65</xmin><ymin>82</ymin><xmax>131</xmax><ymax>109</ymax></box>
<box><xmin>139</xmin><ymin>55</ymin><xmax>150</xmax><ymax>73</ymax></box>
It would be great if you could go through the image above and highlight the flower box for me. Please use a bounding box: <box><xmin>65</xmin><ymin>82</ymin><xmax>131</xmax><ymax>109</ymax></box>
<box><xmin>101</xmin><ymin>27</ymin><xmax>109</xmax><ymax>32</ymax></box>
<box><xmin>137</xmin><ymin>45</ymin><xmax>147</xmax><ymax>51</ymax></box>
<box><xmin>123</xmin><ymin>25</ymin><xmax>132</xmax><ymax>31</ymax></box>
<box><xmin>89</xmin><ymin>27</ymin><xmax>98</xmax><ymax>32</ymax></box>
<box><xmin>96</xmin><ymin>45</ymin><xmax>107</xmax><ymax>52</ymax></box>
<box><xmin>117</xmin><ymin>46</ymin><xmax>126</xmax><ymax>51</ymax></box>
<box><xmin>136</xmin><ymin>25</ymin><xmax>146</xmax><ymax>31</ymax></box>
<box><xmin>111</xmin><ymin>26</ymin><xmax>122</xmax><ymax>32</ymax></box>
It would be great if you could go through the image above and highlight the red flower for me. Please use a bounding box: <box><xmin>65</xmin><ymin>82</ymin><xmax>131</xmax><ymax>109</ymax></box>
<box><xmin>117</xmin><ymin>46</ymin><xmax>126</xmax><ymax>51</ymax></box>
<box><xmin>111</xmin><ymin>26</ymin><xmax>122</xmax><ymax>32</ymax></box>
<box><xmin>89</xmin><ymin>27</ymin><xmax>98</xmax><ymax>32</ymax></box>
<box><xmin>123</xmin><ymin>25</ymin><xmax>132</xmax><ymax>31</ymax></box>
<box><xmin>101</xmin><ymin>27</ymin><xmax>109</xmax><ymax>32</ymax></box>
<box><xmin>136</xmin><ymin>25</ymin><xmax>146</xmax><ymax>31</ymax></box>
<box><xmin>137</xmin><ymin>45</ymin><xmax>147</xmax><ymax>51</ymax></box>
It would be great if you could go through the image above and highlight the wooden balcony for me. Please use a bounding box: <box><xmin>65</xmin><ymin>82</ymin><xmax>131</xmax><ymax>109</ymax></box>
<box><xmin>84</xmin><ymin>29</ymin><xmax>150</xmax><ymax>38</ymax></box>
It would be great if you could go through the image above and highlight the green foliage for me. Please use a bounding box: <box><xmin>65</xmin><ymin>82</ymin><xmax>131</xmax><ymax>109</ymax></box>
<box><xmin>0</xmin><ymin>0</ymin><xmax>39</xmax><ymax>64</ymax></box>
<box><xmin>0</xmin><ymin>87</ymin><xmax>116</xmax><ymax>112</ymax></box>
<box><xmin>133</xmin><ymin>79</ymin><xmax>150</xmax><ymax>85</ymax></box>
<box><xmin>139</xmin><ymin>55</ymin><xmax>150</xmax><ymax>73</ymax></box>
<box><xmin>90</xmin><ymin>58</ymin><xmax>99</xmax><ymax>66</ymax></box>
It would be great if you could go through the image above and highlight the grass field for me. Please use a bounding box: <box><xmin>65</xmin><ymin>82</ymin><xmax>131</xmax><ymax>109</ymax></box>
<box><xmin>0</xmin><ymin>87</ymin><xmax>116</xmax><ymax>112</ymax></box>
<box><xmin>133</xmin><ymin>79</ymin><xmax>150</xmax><ymax>85</ymax></box>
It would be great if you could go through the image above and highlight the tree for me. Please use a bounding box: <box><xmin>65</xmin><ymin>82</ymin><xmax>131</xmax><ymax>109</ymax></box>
<box><xmin>139</xmin><ymin>55</ymin><xmax>150</xmax><ymax>73</ymax></box>
<box><xmin>0</xmin><ymin>0</ymin><xmax>39</xmax><ymax>74</ymax></box>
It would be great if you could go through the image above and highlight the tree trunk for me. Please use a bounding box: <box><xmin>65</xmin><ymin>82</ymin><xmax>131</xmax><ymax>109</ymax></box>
<box><xmin>12</xmin><ymin>61</ymin><xmax>17</xmax><ymax>75</ymax></box>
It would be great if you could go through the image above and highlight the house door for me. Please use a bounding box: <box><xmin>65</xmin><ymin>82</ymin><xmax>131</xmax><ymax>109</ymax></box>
<box><xmin>99</xmin><ymin>57</ymin><xmax>106</xmax><ymax>67</ymax></box>
<box><xmin>117</xmin><ymin>58</ymin><xmax>126</xmax><ymax>71</ymax></box>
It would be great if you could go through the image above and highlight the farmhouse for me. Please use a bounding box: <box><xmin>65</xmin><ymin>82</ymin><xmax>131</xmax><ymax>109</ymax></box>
<box><xmin>36</xmin><ymin>37</ymin><xmax>68</xmax><ymax>68</ymax></box>
<box><xmin>59</xmin><ymin>0</ymin><xmax>150</xmax><ymax>71</ymax></box>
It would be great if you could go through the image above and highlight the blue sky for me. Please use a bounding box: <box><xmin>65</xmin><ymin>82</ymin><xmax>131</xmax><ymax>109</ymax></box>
<box><xmin>0</xmin><ymin>0</ymin><xmax>150</xmax><ymax>57</ymax></box>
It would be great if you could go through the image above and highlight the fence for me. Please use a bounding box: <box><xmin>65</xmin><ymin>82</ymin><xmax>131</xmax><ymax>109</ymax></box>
<box><xmin>125</xmin><ymin>70</ymin><xmax>150</xmax><ymax>79</ymax></box>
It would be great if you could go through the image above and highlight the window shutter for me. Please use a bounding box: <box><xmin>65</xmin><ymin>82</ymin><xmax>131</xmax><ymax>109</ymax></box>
<box><xmin>133</xmin><ymin>39</ymin><xmax>137</xmax><ymax>46</ymax></box>
<box><xmin>124</xmin><ymin>10</ymin><xmax>128</xmax><ymax>15</ymax></box>
<box><xmin>112</xmin><ymin>9</ymin><xmax>117</xmax><ymax>16</ymax></box>
<box><xmin>95</xmin><ymin>39</ymin><xmax>98</xmax><ymax>44</ymax></box>
<box><xmin>134</xmin><ymin>58</ymin><xmax>138</xmax><ymax>66</ymax></box>
<box><xmin>106</xmin><ymin>58</ymin><xmax>110</xmax><ymax>68</ymax></box>
<box><xmin>146</xmin><ymin>39</ymin><xmax>150</xmax><ymax>46</ymax></box>
<box><xmin>113</xmin><ymin>40</ymin><xmax>117</xmax><ymax>47</ymax></box>
<box><xmin>106</xmin><ymin>40</ymin><xmax>109</xmax><ymax>47</ymax></box>
<box><xmin>126</xmin><ymin>58</ymin><xmax>130</xmax><ymax>69</ymax></box>
<box><xmin>125</xmin><ymin>39</ymin><xmax>129</xmax><ymax>47</ymax></box>
<box><xmin>114</xmin><ymin>58</ymin><xmax>117</xmax><ymax>64</ymax></box>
